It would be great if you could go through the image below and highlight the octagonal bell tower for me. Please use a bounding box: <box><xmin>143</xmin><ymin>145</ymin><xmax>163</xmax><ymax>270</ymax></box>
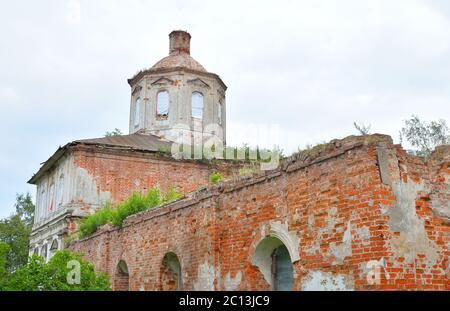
<box><xmin>128</xmin><ymin>30</ymin><xmax>227</xmax><ymax>146</ymax></box>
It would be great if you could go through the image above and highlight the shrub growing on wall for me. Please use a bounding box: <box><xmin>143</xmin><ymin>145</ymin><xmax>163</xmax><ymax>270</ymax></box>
<box><xmin>78</xmin><ymin>187</ymin><xmax>183</xmax><ymax>238</ymax></box>
<box><xmin>209</xmin><ymin>171</ymin><xmax>224</xmax><ymax>184</ymax></box>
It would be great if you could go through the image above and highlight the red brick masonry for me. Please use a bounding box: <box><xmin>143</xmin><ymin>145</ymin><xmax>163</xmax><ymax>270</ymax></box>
<box><xmin>69</xmin><ymin>135</ymin><xmax>449</xmax><ymax>290</ymax></box>
<box><xmin>71</xmin><ymin>144</ymin><xmax>248</xmax><ymax>205</ymax></box>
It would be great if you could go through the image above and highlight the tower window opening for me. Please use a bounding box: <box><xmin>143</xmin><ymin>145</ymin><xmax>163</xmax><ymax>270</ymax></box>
<box><xmin>134</xmin><ymin>97</ymin><xmax>141</xmax><ymax>127</ymax></box>
<box><xmin>191</xmin><ymin>92</ymin><xmax>204</xmax><ymax>119</ymax></box>
<box><xmin>156</xmin><ymin>91</ymin><xmax>169</xmax><ymax>118</ymax></box>
<box><xmin>218</xmin><ymin>102</ymin><xmax>223</xmax><ymax>125</ymax></box>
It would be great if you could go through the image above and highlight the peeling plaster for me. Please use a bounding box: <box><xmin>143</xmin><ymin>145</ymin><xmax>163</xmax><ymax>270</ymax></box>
<box><xmin>385</xmin><ymin>181</ymin><xmax>440</xmax><ymax>272</ymax></box>
<box><xmin>75</xmin><ymin>167</ymin><xmax>110</xmax><ymax>207</ymax></box>
<box><xmin>307</xmin><ymin>214</ymin><xmax>315</xmax><ymax>230</ymax></box>
<box><xmin>430</xmin><ymin>177</ymin><xmax>450</xmax><ymax>220</ymax></box>
<box><xmin>193</xmin><ymin>261</ymin><xmax>216</xmax><ymax>291</ymax></box>
<box><xmin>305</xmin><ymin>207</ymin><xmax>344</xmax><ymax>257</ymax></box>
<box><xmin>223</xmin><ymin>271</ymin><xmax>242</xmax><ymax>291</ymax></box>
<box><xmin>356</xmin><ymin>226</ymin><xmax>371</xmax><ymax>246</ymax></box>
<box><xmin>301</xmin><ymin>271</ymin><xmax>354</xmax><ymax>291</ymax></box>
<box><xmin>330</xmin><ymin>221</ymin><xmax>352</xmax><ymax>265</ymax></box>
<box><xmin>327</xmin><ymin>206</ymin><xmax>338</xmax><ymax>228</ymax></box>
<box><xmin>431</xmin><ymin>197</ymin><xmax>450</xmax><ymax>220</ymax></box>
<box><xmin>293</xmin><ymin>209</ymin><xmax>300</xmax><ymax>223</ymax></box>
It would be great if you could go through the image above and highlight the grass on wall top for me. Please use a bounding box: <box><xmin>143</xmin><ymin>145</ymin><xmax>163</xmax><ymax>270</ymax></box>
<box><xmin>78</xmin><ymin>187</ymin><xmax>183</xmax><ymax>239</ymax></box>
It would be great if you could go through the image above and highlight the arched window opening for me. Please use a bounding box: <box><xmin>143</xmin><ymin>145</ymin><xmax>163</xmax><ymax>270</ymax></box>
<box><xmin>33</xmin><ymin>247</ymin><xmax>39</xmax><ymax>256</ymax></box>
<box><xmin>156</xmin><ymin>90</ymin><xmax>169</xmax><ymax>118</ymax></box>
<box><xmin>252</xmin><ymin>237</ymin><xmax>294</xmax><ymax>291</ymax></box>
<box><xmin>134</xmin><ymin>97</ymin><xmax>141</xmax><ymax>127</ymax></box>
<box><xmin>218</xmin><ymin>102</ymin><xmax>223</xmax><ymax>125</ymax></box>
<box><xmin>48</xmin><ymin>182</ymin><xmax>55</xmax><ymax>213</ymax></box>
<box><xmin>191</xmin><ymin>92</ymin><xmax>204</xmax><ymax>119</ymax></box>
<box><xmin>114</xmin><ymin>260</ymin><xmax>130</xmax><ymax>291</ymax></box>
<box><xmin>56</xmin><ymin>174</ymin><xmax>64</xmax><ymax>208</ymax></box>
<box><xmin>49</xmin><ymin>239</ymin><xmax>59</xmax><ymax>259</ymax></box>
<box><xmin>160</xmin><ymin>252</ymin><xmax>182</xmax><ymax>290</ymax></box>
<box><xmin>39</xmin><ymin>187</ymin><xmax>46</xmax><ymax>220</ymax></box>
<box><xmin>41</xmin><ymin>244</ymin><xmax>48</xmax><ymax>261</ymax></box>
<box><xmin>271</xmin><ymin>244</ymin><xmax>294</xmax><ymax>291</ymax></box>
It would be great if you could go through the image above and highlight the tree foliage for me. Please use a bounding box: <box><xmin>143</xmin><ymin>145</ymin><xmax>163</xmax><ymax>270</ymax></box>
<box><xmin>400</xmin><ymin>115</ymin><xmax>450</xmax><ymax>156</ymax></box>
<box><xmin>0</xmin><ymin>242</ymin><xmax>10</xmax><ymax>288</ymax></box>
<box><xmin>0</xmin><ymin>193</ymin><xmax>35</xmax><ymax>272</ymax></box>
<box><xmin>3</xmin><ymin>250</ymin><xmax>110</xmax><ymax>291</ymax></box>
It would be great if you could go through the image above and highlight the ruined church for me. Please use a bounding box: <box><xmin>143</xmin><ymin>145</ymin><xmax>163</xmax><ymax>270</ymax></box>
<box><xmin>28</xmin><ymin>31</ymin><xmax>449</xmax><ymax>291</ymax></box>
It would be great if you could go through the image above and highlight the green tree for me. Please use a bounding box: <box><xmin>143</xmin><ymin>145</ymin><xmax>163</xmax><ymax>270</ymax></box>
<box><xmin>0</xmin><ymin>242</ymin><xmax>10</xmax><ymax>289</ymax></box>
<box><xmin>5</xmin><ymin>250</ymin><xmax>111</xmax><ymax>291</ymax></box>
<box><xmin>0</xmin><ymin>193</ymin><xmax>35</xmax><ymax>272</ymax></box>
<box><xmin>400</xmin><ymin>115</ymin><xmax>450</xmax><ymax>156</ymax></box>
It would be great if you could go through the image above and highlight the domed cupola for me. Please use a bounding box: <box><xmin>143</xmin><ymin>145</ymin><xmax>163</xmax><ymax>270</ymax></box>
<box><xmin>127</xmin><ymin>30</ymin><xmax>227</xmax><ymax>146</ymax></box>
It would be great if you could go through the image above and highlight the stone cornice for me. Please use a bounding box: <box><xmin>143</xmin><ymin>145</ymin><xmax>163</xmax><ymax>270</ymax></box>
<box><xmin>128</xmin><ymin>66</ymin><xmax>227</xmax><ymax>90</ymax></box>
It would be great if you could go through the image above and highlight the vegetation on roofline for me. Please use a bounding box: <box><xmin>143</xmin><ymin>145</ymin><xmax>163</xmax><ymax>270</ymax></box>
<box><xmin>353</xmin><ymin>122</ymin><xmax>371</xmax><ymax>135</ymax></box>
<box><xmin>296</xmin><ymin>116</ymin><xmax>449</xmax><ymax>159</ymax></box>
<box><xmin>104</xmin><ymin>128</ymin><xmax>123</xmax><ymax>137</ymax></box>
<box><xmin>209</xmin><ymin>171</ymin><xmax>224</xmax><ymax>184</ymax></box>
<box><xmin>77</xmin><ymin>187</ymin><xmax>183</xmax><ymax>239</ymax></box>
<box><xmin>238</xmin><ymin>167</ymin><xmax>257</xmax><ymax>177</ymax></box>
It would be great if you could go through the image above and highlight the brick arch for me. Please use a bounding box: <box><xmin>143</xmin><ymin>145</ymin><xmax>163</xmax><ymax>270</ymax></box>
<box><xmin>248</xmin><ymin>222</ymin><xmax>300</xmax><ymax>263</ymax></box>
<box><xmin>250</xmin><ymin>236</ymin><xmax>294</xmax><ymax>291</ymax></box>
<box><xmin>159</xmin><ymin>252</ymin><xmax>183</xmax><ymax>291</ymax></box>
<box><xmin>113</xmin><ymin>260</ymin><xmax>130</xmax><ymax>291</ymax></box>
<box><xmin>246</xmin><ymin>222</ymin><xmax>300</xmax><ymax>290</ymax></box>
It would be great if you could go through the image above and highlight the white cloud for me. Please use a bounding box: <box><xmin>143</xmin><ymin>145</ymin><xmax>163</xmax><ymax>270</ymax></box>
<box><xmin>0</xmin><ymin>0</ymin><xmax>449</xmax><ymax>217</ymax></box>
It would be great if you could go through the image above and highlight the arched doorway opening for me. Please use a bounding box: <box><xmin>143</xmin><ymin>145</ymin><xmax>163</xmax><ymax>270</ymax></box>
<box><xmin>252</xmin><ymin>237</ymin><xmax>294</xmax><ymax>291</ymax></box>
<box><xmin>114</xmin><ymin>260</ymin><xmax>130</xmax><ymax>291</ymax></box>
<box><xmin>271</xmin><ymin>243</ymin><xmax>294</xmax><ymax>290</ymax></box>
<box><xmin>160</xmin><ymin>252</ymin><xmax>182</xmax><ymax>290</ymax></box>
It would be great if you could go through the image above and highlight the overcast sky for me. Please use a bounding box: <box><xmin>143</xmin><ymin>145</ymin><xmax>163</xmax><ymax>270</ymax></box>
<box><xmin>1</xmin><ymin>0</ymin><xmax>449</xmax><ymax>218</ymax></box>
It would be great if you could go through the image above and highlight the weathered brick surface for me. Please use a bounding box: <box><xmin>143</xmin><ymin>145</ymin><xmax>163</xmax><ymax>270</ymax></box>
<box><xmin>72</xmin><ymin>145</ymin><xmax>248</xmax><ymax>205</ymax></box>
<box><xmin>69</xmin><ymin>135</ymin><xmax>449</xmax><ymax>290</ymax></box>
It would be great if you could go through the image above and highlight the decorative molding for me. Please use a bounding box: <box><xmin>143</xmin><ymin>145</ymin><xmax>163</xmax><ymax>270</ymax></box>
<box><xmin>187</xmin><ymin>77</ymin><xmax>210</xmax><ymax>88</ymax></box>
<box><xmin>269</xmin><ymin>221</ymin><xmax>300</xmax><ymax>263</ymax></box>
<box><xmin>151</xmin><ymin>77</ymin><xmax>174</xmax><ymax>86</ymax></box>
<box><xmin>132</xmin><ymin>85</ymin><xmax>142</xmax><ymax>96</ymax></box>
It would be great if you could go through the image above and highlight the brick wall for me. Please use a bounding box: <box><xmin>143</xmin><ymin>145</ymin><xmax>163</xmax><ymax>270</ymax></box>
<box><xmin>71</xmin><ymin>144</ymin><xmax>250</xmax><ymax>205</ymax></box>
<box><xmin>69</xmin><ymin>135</ymin><xmax>449</xmax><ymax>290</ymax></box>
